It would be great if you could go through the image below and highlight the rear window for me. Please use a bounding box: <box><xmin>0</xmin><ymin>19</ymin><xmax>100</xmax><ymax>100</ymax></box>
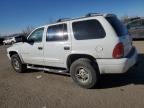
<box><xmin>106</xmin><ymin>17</ymin><xmax>128</xmax><ymax>36</ymax></box>
<box><xmin>72</xmin><ymin>20</ymin><xmax>106</xmax><ymax>40</ymax></box>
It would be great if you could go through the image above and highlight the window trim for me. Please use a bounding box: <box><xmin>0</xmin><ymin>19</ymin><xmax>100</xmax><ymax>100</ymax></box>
<box><xmin>27</xmin><ymin>27</ymin><xmax>44</xmax><ymax>43</ymax></box>
<box><xmin>72</xmin><ymin>19</ymin><xmax>106</xmax><ymax>40</ymax></box>
<box><xmin>46</xmin><ymin>23</ymin><xmax>68</xmax><ymax>42</ymax></box>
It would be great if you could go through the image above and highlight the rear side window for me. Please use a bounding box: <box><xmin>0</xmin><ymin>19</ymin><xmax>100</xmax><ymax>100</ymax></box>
<box><xmin>47</xmin><ymin>24</ymin><xmax>68</xmax><ymax>41</ymax></box>
<box><xmin>72</xmin><ymin>20</ymin><xmax>106</xmax><ymax>40</ymax></box>
<box><xmin>106</xmin><ymin>17</ymin><xmax>128</xmax><ymax>36</ymax></box>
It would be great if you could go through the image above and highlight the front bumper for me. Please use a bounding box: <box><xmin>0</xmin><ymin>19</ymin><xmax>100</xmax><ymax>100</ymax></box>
<box><xmin>97</xmin><ymin>47</ymin><xmax>138</xmax><ymax>74</ymax></box>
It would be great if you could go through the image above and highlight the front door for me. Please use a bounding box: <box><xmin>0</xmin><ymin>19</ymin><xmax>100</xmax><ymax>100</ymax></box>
<box><xmin>20</xmin><ymin>27</ymin><xmax>45</xmax><ymax>65</ymax></box>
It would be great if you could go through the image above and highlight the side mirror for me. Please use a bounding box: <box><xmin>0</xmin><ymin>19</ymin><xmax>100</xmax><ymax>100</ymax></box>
<box><xmin>27</xmin><ymin>38</ymin><xmax>34</xmax><ymax>44</ymax></box>
<box><xmin>21</xmin><ymin>36</ymin><xmax>28</xmax><ymax>42</ymax></box>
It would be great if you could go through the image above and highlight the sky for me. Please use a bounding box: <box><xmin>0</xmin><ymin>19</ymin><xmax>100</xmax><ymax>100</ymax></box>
<box><xmin>0</xmin><ymin>0</ymin><xmax>144</xmax><ymax>35</ymax></box>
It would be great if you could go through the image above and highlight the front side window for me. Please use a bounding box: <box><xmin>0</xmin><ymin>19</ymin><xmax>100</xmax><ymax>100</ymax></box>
<box><xmin>72</xmin><ymin>20</ymin><xmax>106</xmax><ymax>40</ymax></box>
<box><xmin>28</xmin><ymin>28</ymin><xmax>44</xmax><ymax>42</ymax></box>
<box><xmin>47</xmin><ymin>24</ymin><xmax>68</xmax><ymax>41</ymax></box>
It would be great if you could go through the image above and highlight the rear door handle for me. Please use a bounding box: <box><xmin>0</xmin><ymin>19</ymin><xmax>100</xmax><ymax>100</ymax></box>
<box><xmin>64</xmin><ymin>46</ymin><xmax>70</xmax><ymax>50</ymax></box>
<box><xmin>38</xmin><ymin>47</ymin><xmax>43</xmax><ymax>50</ymax></box>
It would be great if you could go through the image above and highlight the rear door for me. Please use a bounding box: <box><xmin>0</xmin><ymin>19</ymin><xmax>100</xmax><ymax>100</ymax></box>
<box><xmin>43</xmin><ymin>23</ymin><xmax>71</xmax><ymax>68</ymax></box>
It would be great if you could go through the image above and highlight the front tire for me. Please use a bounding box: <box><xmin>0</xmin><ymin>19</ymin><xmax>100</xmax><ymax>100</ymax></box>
<box><xmin>11</xmin><ymin>54</ymin><xmax>26</xmax><ymax>73</ymax></box>
<box><xmin>70</xmin><ymin>58</ymin><xmax>99</xmax><ymax>89</ymax></box>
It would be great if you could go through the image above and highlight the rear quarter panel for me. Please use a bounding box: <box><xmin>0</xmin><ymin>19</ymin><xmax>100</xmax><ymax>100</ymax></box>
<box><xmin>69</xmin><ymin>16</ymin><xmax>119</xmax><ymax>59</ymax></box>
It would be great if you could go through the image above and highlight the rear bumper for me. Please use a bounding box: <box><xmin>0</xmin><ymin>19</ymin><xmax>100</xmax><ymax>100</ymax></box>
<box><xmin>97</xmin><ymin>47</ymin><xmax>138</xmax><ymax>74</ymax></box>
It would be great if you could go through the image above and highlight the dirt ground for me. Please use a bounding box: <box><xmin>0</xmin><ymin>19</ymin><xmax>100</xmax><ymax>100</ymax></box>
<box><xmin>0</xmin><ymin>41</ymin><xmax>144</xmax><ymax>108</ymax></box>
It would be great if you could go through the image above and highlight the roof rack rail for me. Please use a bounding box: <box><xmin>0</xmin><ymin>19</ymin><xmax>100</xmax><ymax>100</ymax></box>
<box><xmin>86</xmin><ymin>13</ymin><xmax>102</xmax><ymax>17</ymax></box>
<box><xmin>57</xmin><ymin>18</ymin><xmax>71</xmax><ymax>22</ymax></box>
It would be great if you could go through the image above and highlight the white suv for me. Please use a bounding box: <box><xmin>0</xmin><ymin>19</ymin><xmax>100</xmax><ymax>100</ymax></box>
<box><xmin>3</xmin><ymin>37</ymin><xmax>16</xmax><ymax>45</ymax></box>
<box><xmin>7</xmin><ymin>13</ymin><xmax>138</xmax><ymax>88</ymax></box>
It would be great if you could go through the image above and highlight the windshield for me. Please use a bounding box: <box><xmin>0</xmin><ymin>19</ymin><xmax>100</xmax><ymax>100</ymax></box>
<box><xmin>106</xmin><ymin>16</ymin><xmax>128</xmax><ymax>36</ymax></box>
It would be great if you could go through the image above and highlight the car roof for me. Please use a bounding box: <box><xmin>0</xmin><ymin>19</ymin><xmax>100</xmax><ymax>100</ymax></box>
<box><xmin>42</xmin><ymin>13</ymin><xmax>116</xmax><ymax>26</ymax></box>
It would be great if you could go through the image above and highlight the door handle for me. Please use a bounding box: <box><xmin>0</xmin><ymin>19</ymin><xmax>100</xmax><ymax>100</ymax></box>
<box><xmin>38</xmin><ymin>47</ymin><xmax>43</xmax><ymax>50</ymax></box>
<box><xmin>64</xmin><ymin>46</ymin><xmax>70</xmax><ymax>50</ymax></box>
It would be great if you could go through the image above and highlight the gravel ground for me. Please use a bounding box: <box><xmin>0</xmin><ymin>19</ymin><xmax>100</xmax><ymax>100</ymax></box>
<box><xmin>0</xmin><ymin>41</ymin><xmax>144</xmax><ymax>108</ymax></box>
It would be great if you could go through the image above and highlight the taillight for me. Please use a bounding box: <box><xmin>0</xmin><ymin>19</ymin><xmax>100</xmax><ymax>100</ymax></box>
<box><xmin>113</xmin><ymin>43</ymin><xmax>124</xmax><ymax>59</ymax></box>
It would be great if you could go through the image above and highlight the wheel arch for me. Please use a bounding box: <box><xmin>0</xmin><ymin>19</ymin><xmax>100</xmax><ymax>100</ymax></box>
<box><xmin>9</xmin><ymin>51</ymin><xmax>18</xmax><ymax>57</ymax></box>
<box><xmin>67</xmin><ymin>54</ymin><xmax>99</xmax><ymax>71</ymax></box>
<box><xmin>9</xmin><ymin>51</ymin><xmax>24</xmax><ymax>63</ymax></box>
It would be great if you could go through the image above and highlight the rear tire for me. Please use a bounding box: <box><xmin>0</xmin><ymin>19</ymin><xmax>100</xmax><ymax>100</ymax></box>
<box><xmin>11</xmin><ymin>54</ymin><xmax>26</xmax><ymax>73</ymax></box>
<box><xmin>70</xmin><ymin>58</ymin><xmax>99</xmax><ymax>89</ymax></box>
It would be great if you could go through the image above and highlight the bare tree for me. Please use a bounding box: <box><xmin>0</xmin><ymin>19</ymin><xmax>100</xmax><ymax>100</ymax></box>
<box><xmin>22</xmin><ymin>26</ymin><xmax>35</xmax><ymax>37</ymax></box>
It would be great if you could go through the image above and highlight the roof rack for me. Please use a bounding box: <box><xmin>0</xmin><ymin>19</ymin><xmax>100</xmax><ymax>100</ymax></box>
<box><xmin>55</xmin><ymin>13</ymin><xmax>104</xmax><ymax>23</ymax></box>
<box><xmin>85</xmin><ymin>13</ymin><xmax>102</xmax><ymax>17</ymax></box>
<box><xmin>57</xmin><ymin>18</ymin><xmax>71</xmax><ymax>22</ymax></box>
